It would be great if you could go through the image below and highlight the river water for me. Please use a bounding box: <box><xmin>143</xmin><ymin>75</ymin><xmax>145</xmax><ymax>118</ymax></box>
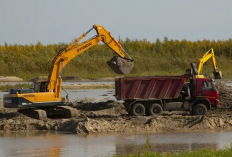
<box><xmin>0</xmin><ymin>131</ymin><xmax>232</xmax><ymax>157</ymax></box>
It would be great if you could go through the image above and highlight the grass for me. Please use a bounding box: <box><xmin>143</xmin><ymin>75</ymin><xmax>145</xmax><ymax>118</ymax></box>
<box><xmin>110</xmin><ymin>146</ymin><xmax>232</xmax><ymax>157</ymax></box>
<box><xmin>108</xmin><ymin>136</ymin><xmax>232</xmax><ymax>157</ymax></box>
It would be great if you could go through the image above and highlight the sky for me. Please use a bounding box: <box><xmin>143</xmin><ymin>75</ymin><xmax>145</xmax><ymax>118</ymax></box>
<box><xmin>0</xmin><ymin>0</ymin><xmax>232</xmax><ymax>45</ymax></box>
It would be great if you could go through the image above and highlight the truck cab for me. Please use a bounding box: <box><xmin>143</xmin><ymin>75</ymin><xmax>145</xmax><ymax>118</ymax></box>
<box><xmin>195</xmin><ymin>78</ymin><xmax>219</xmax><ymax>109</ymax></box>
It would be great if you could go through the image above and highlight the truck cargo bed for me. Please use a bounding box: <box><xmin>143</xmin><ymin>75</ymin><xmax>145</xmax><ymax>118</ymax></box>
<box><xmin>115</xmin><ymin>76</ymin><xmax>188</xmax><ymax>100</ymax></box>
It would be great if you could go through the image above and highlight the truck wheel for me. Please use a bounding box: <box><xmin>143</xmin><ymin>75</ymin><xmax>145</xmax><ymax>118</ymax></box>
<box><xmin>193</xmin><ymin>104</ymin><xmax>207</xmax><ymax>115</ymax></box>
<box><xmin>149</xmin><ymin>103</ymin><xmax>163</xmax><ymax>116</ymax></box>
<box><xmin>131</xmin><ymin>103</ymin><xmax>145</xmax><ymax>116</ymax></box>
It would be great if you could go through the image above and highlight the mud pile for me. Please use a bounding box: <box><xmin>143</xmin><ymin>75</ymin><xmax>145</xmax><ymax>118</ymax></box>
<box><xmin>215</xmin><ymin>81</ymin><xmax>232</xmax><ymax>108</ymax></box>
<box><xmin>69</xmin><ymin>100</ymin><xmax>127</xmax><ymax>117</ymax></box>
<box><xmin>0</xmin><ymin>100</ymin><xmax>232</xmax><ymax>133</ymax></box>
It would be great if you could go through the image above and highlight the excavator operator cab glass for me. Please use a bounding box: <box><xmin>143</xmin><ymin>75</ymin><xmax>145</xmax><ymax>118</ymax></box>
<box><xmin>34</xmin><ymin>81</ymin><xmax>47</xmax><ymax>92</ymax></box>
<box><xmin>40</xmin><ymin>82</ymin><xmax>48</xmax><ymax>92</ymax></box>
<box><xmin>34</xmin><ymin>82</ymin><xmax>39</xmax><ymax>92</ymax></box>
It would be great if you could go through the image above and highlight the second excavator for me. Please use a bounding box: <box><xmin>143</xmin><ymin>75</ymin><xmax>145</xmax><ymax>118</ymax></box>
<box><xmin>195</xmin><ymin>48</ymin><xmax>222</xmax><ymax>79</ymax></box>
<box><xmin>3</xmin><ymin>24</ymin><xmax>134</xmax><ymax>119</ymax></box>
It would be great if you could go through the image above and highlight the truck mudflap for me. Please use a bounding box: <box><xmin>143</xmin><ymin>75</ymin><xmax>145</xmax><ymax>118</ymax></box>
<box><xmin>107</xmin><ymin>56</ymin><xmax>134</xmax><ymax>74</ymax></box>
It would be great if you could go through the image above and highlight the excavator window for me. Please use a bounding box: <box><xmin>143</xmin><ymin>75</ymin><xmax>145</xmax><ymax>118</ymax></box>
<box><xmin>40</xmin><ymin>82</ymin><xmax>48</xmax><ymax>92</ymax></box>
<box><xmin>34</xmin><ymin>83</ymin><xmax>39</xmax><ymax>92</ymax></box>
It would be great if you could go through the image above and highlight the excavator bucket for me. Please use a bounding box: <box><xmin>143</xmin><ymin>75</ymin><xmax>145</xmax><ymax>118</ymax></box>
<box><xmin>107</xmin><ymin>56</ymin><xmax>134</xmax><ymax>74</ymax></box>
<box><xmin>213</xmin><ymin>71</ymin><xmax>222</xmax><ymax>79</ymax></box>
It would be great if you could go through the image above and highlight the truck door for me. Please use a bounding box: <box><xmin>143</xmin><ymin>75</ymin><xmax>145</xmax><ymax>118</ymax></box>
<box><xmin>196</xmin><ymin>78</ymin><xmax>218</xmax><ymax>103</ymax></box>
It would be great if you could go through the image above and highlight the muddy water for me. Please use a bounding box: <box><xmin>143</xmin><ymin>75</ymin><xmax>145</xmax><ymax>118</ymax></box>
<box><xmin>0</xmin><ymin>89</ymin><xmax>115</xmax><ymax>103</ymax></box>
<box><xmin>226</xmin><ymin>82</ymin><xmax>232</xmax><ymax>86</ymax></box>
<box><xmin>0</xmin><ymin>131</ymin><xmax>232</xmax><ymax>157</ymax></box>
<box><xmin>62</xmin><ymin>89</ymin><xmax>115</xmax><ymax>102</ymax></box>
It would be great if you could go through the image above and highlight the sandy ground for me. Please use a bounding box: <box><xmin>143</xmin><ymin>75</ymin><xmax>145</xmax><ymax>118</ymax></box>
<box><xmin>0</xmin><ymin>81</ymin><xmax>232</xmax><ymax>134</ymax></box>
<box><xmin>0</xmin><ymin>76</ymin><xmax>23</xmax><ymax>82</ymax></box>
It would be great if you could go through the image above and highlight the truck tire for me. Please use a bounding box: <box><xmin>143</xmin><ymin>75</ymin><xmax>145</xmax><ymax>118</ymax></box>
<box><xmin>131</xmin><ymin>103</ymin><xmax>145</xmax><ymax>116</ymax></box>
<box><xmin>148</xmin><ymin>103</ymin><xmax>163</xmax><ymax>116</ymax></box>
<box><xmin>193</xmin><ymin>104</ymin><xmax>207</xmax><ymax>115</ymax></box>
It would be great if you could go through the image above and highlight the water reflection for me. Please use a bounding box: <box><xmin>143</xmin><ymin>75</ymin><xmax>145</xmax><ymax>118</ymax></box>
<box><xmin>115</xmin><ymin>143</ymin><xmax>217</xmax><ymax>155</ymax></box>
<box><xmin>0</xmin><ymin>132</ymin><xmax>63</xmax><ymax>157</ymax></box>
<box><xmin>114</xmin><ymin>131</ymin><xmax>232</xmax><ymax>155</ymax></box>
<box><xmin>0</xmin><ymin>131</ymin><xmax>232</xmax><ymax>157</ymax></box>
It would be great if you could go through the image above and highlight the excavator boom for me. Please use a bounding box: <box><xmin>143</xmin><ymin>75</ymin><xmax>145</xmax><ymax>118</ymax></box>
<box><xmin>47</xmin><ymin>24</ymin><xmax>134</xmax><ymax>96</ymax></box>
<box><xmin>197</xmin><ymin>48</ymin><xmax>222</xmax><ymax>79</ymax></box>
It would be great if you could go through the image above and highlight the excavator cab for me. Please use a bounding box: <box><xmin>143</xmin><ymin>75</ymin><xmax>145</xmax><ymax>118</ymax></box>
<box><xmin>107</xmin><ymin>56</ymin><xmax>134</xmax><ymax>74</ymax></box>
<box><xmin>34</xmin><ymin>81</ymin><xmax>48</xmax><ymax>92</ymax></box>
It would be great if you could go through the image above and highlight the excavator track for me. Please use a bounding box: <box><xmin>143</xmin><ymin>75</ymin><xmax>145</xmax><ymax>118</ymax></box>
<box><xmin>18</xmin><ymin>106</ymin><xmax>79</xmax><ymax>119</ymax></box>
<box><xmin>35</xmin><ymin>109</ymin><xmax>47</xmax><ymax>120</ymax></box>
<box><xmin>18</xmin><ymin>109</ymin><xmax>47</xmax><ymax>120</ymax></box>
<box><xmin>56</xmin><ymin>106</ymin><xmax>79</xmax><ymax>118</ymax></box>
<box><xmin>45</xmin><ymin>106</ymin><xmax>79</xmax><ymax>118</ymax></box>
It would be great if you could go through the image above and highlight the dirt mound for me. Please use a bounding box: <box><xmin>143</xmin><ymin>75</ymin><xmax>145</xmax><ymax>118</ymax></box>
<box><xmin>0</xmin><ymin>76</ymin><xmax>23</xmax><ymax>82</ymax></box>
<box><xmin>215</xmin><ymin>81</ymin><xmax>232</xmax><ymax>108</ymax></box>
<box><xmin>68</xmin><ymin>100</ymin><xmax>127</xmax><ymax>117</ymax></box>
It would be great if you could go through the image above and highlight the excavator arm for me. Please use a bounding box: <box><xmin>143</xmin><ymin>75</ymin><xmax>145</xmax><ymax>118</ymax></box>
<box><xmin>47</xmin><ymin>25</ymin><xmax>134</xmax><ymax>97</ymax></box>
<box><xmin>197</xmin><ymin>48</ymin><xmax>222</xmax><ymax>79</ymax></box>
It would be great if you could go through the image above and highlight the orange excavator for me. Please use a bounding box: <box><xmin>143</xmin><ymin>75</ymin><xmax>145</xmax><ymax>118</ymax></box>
<box><xmin>3</xmin><ymin>24</ymin><xmax>134</xmax><ymax>119</ymax></box>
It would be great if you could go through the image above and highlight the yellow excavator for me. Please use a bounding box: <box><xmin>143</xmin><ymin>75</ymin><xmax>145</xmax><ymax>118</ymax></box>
<box><xmin>195</xmin><ymin>48</ymin><xmax>222</xmax><ymax>79</ymax></box>
<box><xmin>3</xmin><ymin>24</ymin><xmax>134</xmax><ymax>119</ymax></box>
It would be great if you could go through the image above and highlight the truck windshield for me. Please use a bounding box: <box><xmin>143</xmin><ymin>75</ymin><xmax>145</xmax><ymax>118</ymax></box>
<box><xmin>202</xmin><ymin>81</ymin><xmax>214</xmax><ymax>90</ymax></box>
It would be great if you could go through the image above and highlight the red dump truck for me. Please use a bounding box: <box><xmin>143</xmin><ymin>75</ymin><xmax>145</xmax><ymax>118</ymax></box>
<box><xmin>115</xmin><ymin>67</ymin><xmax>219</xmax><ymax>116</ymax></box>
